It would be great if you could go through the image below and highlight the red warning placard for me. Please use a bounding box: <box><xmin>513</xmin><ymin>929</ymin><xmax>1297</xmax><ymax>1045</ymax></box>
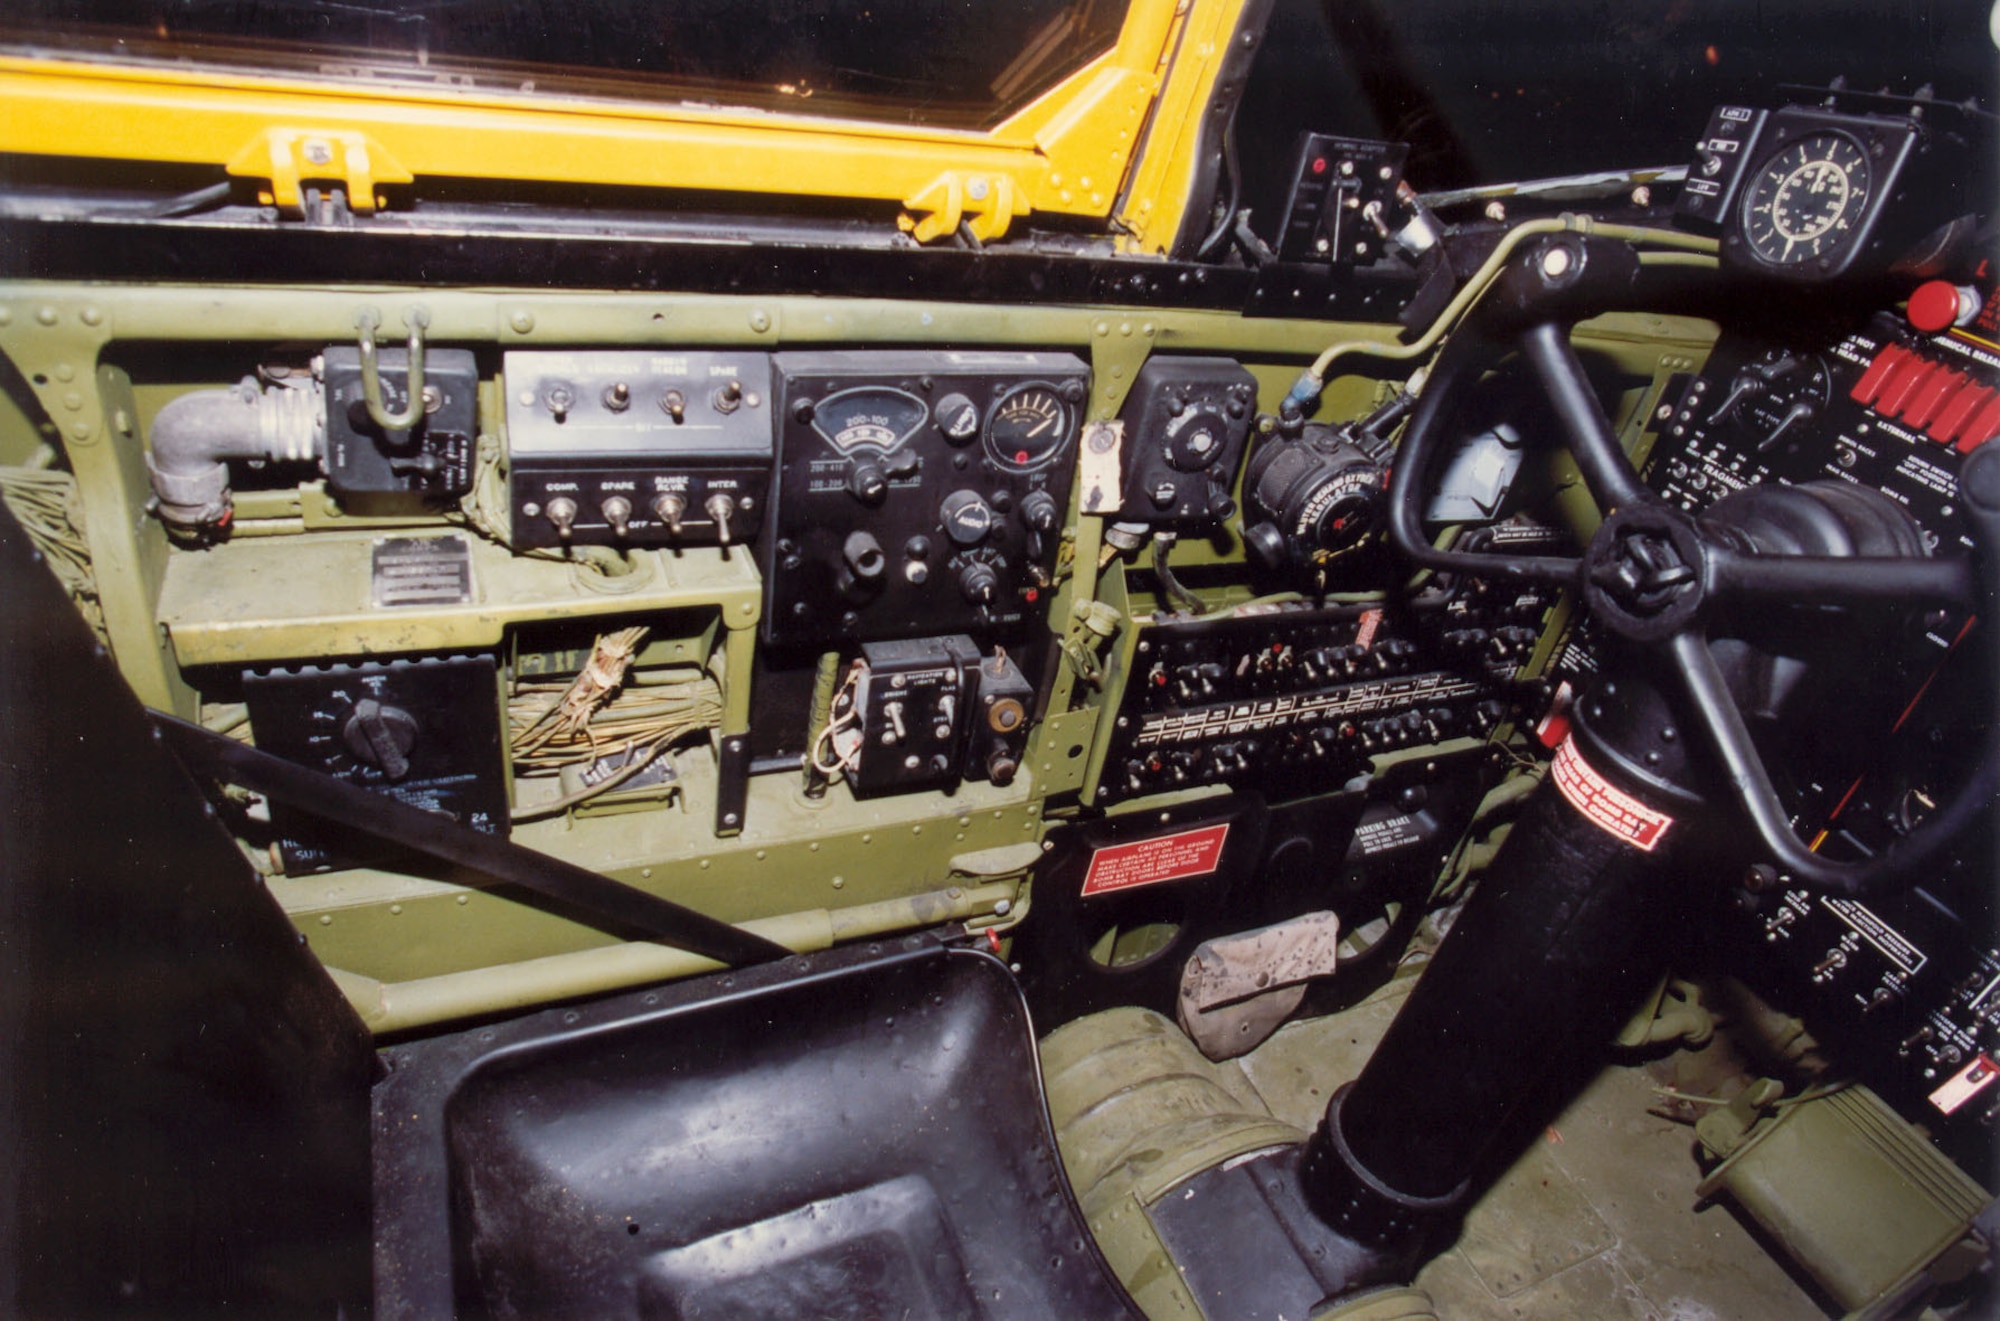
<box><xmin>1081</xmin><ymin>823</ymin><xmax>1230</xmax><ymax>896</ymax></box>
<box><xmin>1930</xmin><ymin>1054</ymin><xmax>2000</xmax><ymax>1115</ymax></box>
<box><xmin>1550</xmin><ymin>737</ymin><xmax>1674</xmax><ymax>853</ymax></box>
<box><xmin>1354</xmin><ymin>607</ymin><xmax>1384</xmax><ymax>652</ymax></box>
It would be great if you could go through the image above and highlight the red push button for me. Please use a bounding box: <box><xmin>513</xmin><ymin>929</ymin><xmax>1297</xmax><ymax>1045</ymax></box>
<box><xmin>1849</xmin><ymin>343</ymin><xmax>1910</xmax><ymax>406</ymax></box>
<box><xmin>1928</xmin><ymin>384</ymin><xmax>1995</xmax><ymax>446</ymax></box>
<box><xmin>1908</xmin><ymin>280</ymin><xmax>1983</xmax><ymax>334</ymax></box>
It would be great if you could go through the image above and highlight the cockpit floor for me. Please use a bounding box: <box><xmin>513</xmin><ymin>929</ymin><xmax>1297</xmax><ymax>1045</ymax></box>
<box><xmin>1228</xmin><ymin>976</ymin><xmax>1828</xmax><ymax>1320</ymax></box>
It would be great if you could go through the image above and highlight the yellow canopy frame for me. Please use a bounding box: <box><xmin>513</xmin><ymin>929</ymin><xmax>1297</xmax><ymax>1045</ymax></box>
<box><xmin>0</xmin><ymin>0</ymin><xmax>1250</xmax><ymax>252</ymax></box>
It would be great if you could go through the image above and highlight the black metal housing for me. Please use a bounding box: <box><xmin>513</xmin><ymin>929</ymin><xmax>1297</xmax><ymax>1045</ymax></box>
<box><xmin>0</xmin><ymin>501</ymin><xmax>377</xmax><ymax>1316</ymax></box>
<box><xmin>371</xmin><ymin>933</ymin><xmax>1143</xmax><ymax>1319</ymax></box>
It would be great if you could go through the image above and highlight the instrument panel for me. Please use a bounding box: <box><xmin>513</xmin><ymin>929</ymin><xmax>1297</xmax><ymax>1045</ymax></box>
<box><xmin>1643</xmin><ymin>274</ymin><xmax>2000</xmax><ymax>1143</ymax></box>
<box><xmin>1739</xmin><ymin>131</ymin><xmax>1874</xmax><ymax>269</ymax></box>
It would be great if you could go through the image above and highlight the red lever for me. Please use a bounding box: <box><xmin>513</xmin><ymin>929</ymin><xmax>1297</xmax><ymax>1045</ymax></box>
<box><xmin>1849</xmin><ymin>343</ymin><xmax>1910</xmax><ymax>406</ymax></box>
<box><xmin>1902</xmin><ymin>367</ymin><xmax>1967</xmax><ymax>431</ymax></box>
<box><xmin>1929</xmin><ymin>384</ymin><xmax>1994</xmax><ymax>446</ymax></box>
<box><xmin>1876</xmin><ymin>356</ymin><xmax>1938</xmax><ymax>418</ymax></box>
<box><xmin>1958</xmin><ymin>394</ymin><xmax>2000</xmax><ymax>454</ymax></box>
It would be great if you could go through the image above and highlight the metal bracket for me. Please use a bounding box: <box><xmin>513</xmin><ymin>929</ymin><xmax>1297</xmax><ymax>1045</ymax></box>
<box><xmin>226</xmin><ymin>127</ymin><xmax>413</xmax><ymax>216</ymax></box>
<box><xmin>714</xmin><ymin>733</ymin><xmax>750</xmax><ymax>837</ymax></box>
<box><xmin>900</xmin><ymin>170</ymin><xmax>1029</xmax><ymax>245</ymax></box>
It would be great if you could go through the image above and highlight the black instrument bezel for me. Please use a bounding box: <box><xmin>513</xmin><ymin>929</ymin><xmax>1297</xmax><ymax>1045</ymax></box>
<box><xmin>1723</xmin><ymin>106</ymin><xmax>1921</xmax><ymax>283</ymax></box>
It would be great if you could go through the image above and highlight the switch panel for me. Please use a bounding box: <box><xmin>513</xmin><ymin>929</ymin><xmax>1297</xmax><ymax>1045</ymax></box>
<box><xmin>1094</xmin><ymin>587</ymin><xmax>1555</xmax><ymax>807</ymax></box>
<box><xmin>967</xmin><ymin>648</ymin><xmax>1036</xmax><ymax>786</ymax></box>
<box><xmin>763</xmin><ymin>351</ymin><xmax>1087</xmax><ymax>647</ymax></box>
<box><xmin>1673</xmin><ymin>105</ymin><xmax>1769</xmax><ymax>233</ymax></box>
<box><xmin>505</xmin><ymin>350</ymin><xmax>774</xmax><ymax>549</ymax></box>
<box><xmin>1273</xmin><ymin>134</ymin><xmax>1410</xmax><ymax>264</ymax></box>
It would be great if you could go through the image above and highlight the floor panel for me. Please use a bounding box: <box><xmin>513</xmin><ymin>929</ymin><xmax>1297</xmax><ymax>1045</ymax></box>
<box><xmin>1235</xmin><ymin>977</ymin><xmax>1829</xmax><ymax>1320</ymax></box>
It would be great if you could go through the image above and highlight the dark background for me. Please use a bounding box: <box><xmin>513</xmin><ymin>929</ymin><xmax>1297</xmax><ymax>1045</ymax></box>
<box><xmin>1236</xmin><ymin>0</ymin><xmax>1997</xmax><ymax>215</ymax></box>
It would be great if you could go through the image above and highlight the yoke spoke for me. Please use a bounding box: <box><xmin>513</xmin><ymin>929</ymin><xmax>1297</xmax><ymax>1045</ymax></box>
<box><xmin>1518</xmin><ymin>320</ymin><xmax>1650</xmax><ymax>514</ymax></box>
<box><xmin>1664</xmin><ymin>629</ymin><xmax>1843</xmax><ymax>887</ymax></box>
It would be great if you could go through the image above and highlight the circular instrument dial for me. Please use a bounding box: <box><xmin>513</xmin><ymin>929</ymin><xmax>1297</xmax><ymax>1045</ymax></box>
<box><xmin>1741</xmin><ymin>132</ymin><xmax>1872</xmax><ymax>268</ymax></box>
<box><xmin>984</xmin><ymin>384</ymin><xmax>1073</xmax><ymax>472</ymax></box>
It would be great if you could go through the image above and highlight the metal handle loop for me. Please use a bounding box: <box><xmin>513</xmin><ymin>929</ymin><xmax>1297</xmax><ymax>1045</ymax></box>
<box><xmin>354</xmin><ymin>305</ymin><xmax>431</xmax><ymax>431</ymax></box>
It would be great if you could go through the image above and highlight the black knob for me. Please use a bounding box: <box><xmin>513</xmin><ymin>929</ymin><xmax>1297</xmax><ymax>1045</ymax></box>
<box><xmin>1166</xmin><ymin>411</ymin><xmax>1229</xmax><ymax>471</ymax></box>
<box><xmin>342</xmin><ymin>698</ymin><xmax>418</xmax><ymax>781</ymax></box>
<box><xmin>1243</xmin><ymin>520</ymin><xmax>1287</xmax><ymax>569</ymax></box>
<box><xmin>940</xmin><ymin>489</ymin><xmax>995</xmax><ymax>546</ymax></box>
<box><xmin>1019</xmin><ymin>489</ymin><xmax>1059</xmax><ymax>533</ymax></box>
<box><xmin>986</xmin><ymin>747</ymin><xmax>1020</xmax><ymax>786</ymax></box>
<box><xmin>387</xmin><ymin>452</ymin><xmax>444</xmax><ymax>478</ymax></box>
<box><xmin>956</xmin><ymin>560</ymin><xmax>999</xmax><ymax>605</ymax></box>
<box><xmin>848</xmin><ymin>460</ymin><xmax>889</xmax><ymax>505</ymax></box>
<box><xmin>842</xmin><ymin>530</ymin><xmax>886</xmax><ymax>583</ymax></box>
<box><xmin>935</xmin><ymin>393</ymin><xmax>980</xmax><ymax>442</ymax></box>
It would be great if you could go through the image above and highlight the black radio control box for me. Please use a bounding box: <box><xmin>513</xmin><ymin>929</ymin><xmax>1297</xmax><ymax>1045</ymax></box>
<box><xmin>323</xmin><ymin>346</ymin><xmax>479</xmax><ymax>499</ymax></box>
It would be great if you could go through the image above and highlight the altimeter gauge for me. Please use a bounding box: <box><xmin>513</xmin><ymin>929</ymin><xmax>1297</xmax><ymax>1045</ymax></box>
<box><xmin>1740</xmin><ymin>131</ymin><xmax>1873</xmax><ymax>269</ymax></box>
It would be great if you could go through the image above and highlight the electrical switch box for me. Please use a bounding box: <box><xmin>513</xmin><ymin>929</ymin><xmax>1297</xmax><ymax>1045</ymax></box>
<box><xmin>322</xmin><ymin>346</ymin><xmax>480</xmax><ymax>499</ymax></box>
<box><xmin>505</xmin><ymin>349</ymin><xmax>774</xmax><ymax>549</ymax></box>
<box><xmin>966</xmin><ymin>648</ymin><xmax>1036</xmax><ymax>786</ymax></box>
<box><xmin>849</xmin><ymin>635</ymin><xmax>980</xmax><ymax>797</ymax></box>
<box><xmin>1112</xmin><ymin>357</ymin><xmax>1258</xmax><ymax>528</ymax></box>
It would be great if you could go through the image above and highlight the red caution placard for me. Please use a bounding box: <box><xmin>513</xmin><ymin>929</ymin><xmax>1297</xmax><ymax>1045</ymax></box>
<box><xmin>1081</xmin><ymin>823</ymin><xmax>1230</xmax><ymax>896</ymax></box>
<box><xmin>1550</xmin><ymin>737</ymin><xmax>1674</xmax><ymax>853</ymax></box>
<box><xmin>1930</xmin><ymin>1054</ymin><xmax>2000</xmax><ymax>1115</ymax></box>
<box><xmin>1354</xmin><ymin>608</ymin><xmax>1384</xmax><ymax>652</ymax></box>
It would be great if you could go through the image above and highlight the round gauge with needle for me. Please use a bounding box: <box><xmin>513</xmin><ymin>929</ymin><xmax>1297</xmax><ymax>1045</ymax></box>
<box><xmin>984</xmin><ymin>383</ymin><xmax>1074</xmax><ymax>472</ymax></box>
<box><xmin>1739</xmin><ymin>132</ymin><xmax>1873</xmax><ymax>269</ymax></box>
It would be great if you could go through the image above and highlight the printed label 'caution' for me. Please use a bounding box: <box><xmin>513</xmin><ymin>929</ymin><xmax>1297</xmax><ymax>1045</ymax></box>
<box><xmin>1550</xmin><ymin>736</ymin><xmax>1673</xmax><ymax>852</ymax></box>
<box><xmin>1082</xmin><ymin>823</ymin><xmax>1230</xmax><ymax>896</ymax></box>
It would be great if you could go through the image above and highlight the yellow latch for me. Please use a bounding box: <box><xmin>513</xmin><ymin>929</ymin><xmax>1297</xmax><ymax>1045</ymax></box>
<box><xmin>226</xmin><ymin>127</ymin><xmax>413</xmax><ymax>216</ymax></box>
<box><xmin>900</xmin><ymin>171</ymin><xmax>1030</xmax><ymax>245</ymax></box>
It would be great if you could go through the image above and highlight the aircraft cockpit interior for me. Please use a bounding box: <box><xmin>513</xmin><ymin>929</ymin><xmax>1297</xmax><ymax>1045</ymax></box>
<box><xmin>3</xmin><ymin>1</ymin><xmax>1999</xmax><ymax>1316</ymax></box>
